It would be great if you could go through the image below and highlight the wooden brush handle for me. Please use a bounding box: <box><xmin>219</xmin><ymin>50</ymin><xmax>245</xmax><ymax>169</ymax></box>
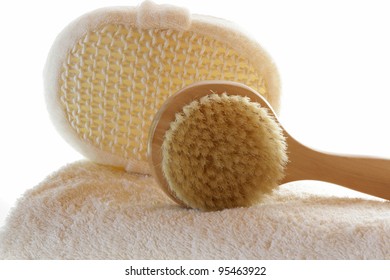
<box><xmin>282</xmin><ymin>136</ymin><xmax>390</xmax><ymax>200</ymax></box>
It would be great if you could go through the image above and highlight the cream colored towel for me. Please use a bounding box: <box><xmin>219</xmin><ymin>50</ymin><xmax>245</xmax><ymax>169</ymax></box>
<box><xmin>0</xmin><ymin>161</ymin><xmax>389</xmax><ymax>259</ymax></box>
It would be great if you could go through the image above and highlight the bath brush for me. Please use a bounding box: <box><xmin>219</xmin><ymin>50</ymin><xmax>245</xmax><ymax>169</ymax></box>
<box><xmin>148</xmin><ymin>81</ymin><xmax>390</xmax><ymax>211</ymax></box>
<box><xmin>44</xmin><ymin>0</ymin><xmax>280</xmax><ymax>174</ymax></box>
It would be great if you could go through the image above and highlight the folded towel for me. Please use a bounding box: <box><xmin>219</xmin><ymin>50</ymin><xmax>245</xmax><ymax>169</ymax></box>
<box><xmin>0</xmin><ymin>161</ymin><xmax>389</xmax><ymax>259</ymax></box>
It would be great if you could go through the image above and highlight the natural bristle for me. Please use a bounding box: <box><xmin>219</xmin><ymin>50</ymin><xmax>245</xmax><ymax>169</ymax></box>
<box><xmin>162</xmin><ymin>93</ymin><xmax>287</xmax><ymax>211</ymax></box>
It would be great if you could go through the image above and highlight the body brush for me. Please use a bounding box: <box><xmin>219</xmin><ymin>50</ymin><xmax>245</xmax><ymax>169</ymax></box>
<box><xmin>148</xmin><ymin>81</ymin><xmax>390</xmax><ymax>211</ymax></box>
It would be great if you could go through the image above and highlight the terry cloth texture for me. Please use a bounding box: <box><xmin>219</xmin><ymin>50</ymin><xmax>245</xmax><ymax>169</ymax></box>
<box><xmin>0</xmin><ymin>161</ymin><xmax>389</xmax><ymax>259</ymax></box>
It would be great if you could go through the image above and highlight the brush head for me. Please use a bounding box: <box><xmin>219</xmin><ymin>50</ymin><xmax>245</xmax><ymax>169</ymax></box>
<box><xmin>149</xmin><ymin>81</ymin><xmax>287</xmax><ymax>211</ymax></box>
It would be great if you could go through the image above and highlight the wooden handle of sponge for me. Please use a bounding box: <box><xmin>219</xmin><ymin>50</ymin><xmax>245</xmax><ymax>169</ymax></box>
<box><xmin>282</xmin><ymin>135</ymin><xmax>390</xmax><ymax>200</ymax></box>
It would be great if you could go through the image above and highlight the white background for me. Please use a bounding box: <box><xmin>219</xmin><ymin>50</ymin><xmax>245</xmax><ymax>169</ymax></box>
<box><xmin>1</xmin><ymin>0</ymin><xmax>390</xmax><ymax>226</ymax></box>
<box><xmin>0</xmin><ymin>260</ymin><xmax>389</xmax><ymax>280</ymax></box>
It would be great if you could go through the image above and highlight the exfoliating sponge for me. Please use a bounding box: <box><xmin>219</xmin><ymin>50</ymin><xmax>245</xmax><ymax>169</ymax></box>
<box><xmin>44</xmin><ymin>0</ymin><xmax>280</xmax><ymax>174</ymax></box>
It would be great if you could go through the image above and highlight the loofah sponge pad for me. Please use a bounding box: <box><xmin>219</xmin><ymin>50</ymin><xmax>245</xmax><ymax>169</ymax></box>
<box><xmin>44</xmin><ymin>1</ymin><xmax>280</xmax><ymax>174</ymax></box>
<box><xmin>59</xmin><ymin>26</ymin><xmax>268</xmax><ymax>166</ymax></box>
<box><xmin>162</xmin><ymin>93</ymin><xmax>287</xmax><ymax>211</ymax></box>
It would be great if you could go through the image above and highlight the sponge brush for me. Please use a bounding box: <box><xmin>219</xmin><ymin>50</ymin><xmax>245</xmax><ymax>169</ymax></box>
<box><xmin>162</xmin><ymin>93</ymin><xmax>287</xmax><ymax>211</ymax></box>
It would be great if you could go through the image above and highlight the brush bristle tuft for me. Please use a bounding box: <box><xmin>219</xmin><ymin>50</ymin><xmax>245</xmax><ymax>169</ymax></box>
<box><xmin>161</xmin><ymin>93</ymin><xmax>287</xmax><ymax>211</ymax></box>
